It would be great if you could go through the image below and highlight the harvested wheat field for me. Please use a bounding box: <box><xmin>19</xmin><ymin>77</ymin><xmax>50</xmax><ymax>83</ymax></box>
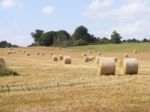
<box><xmin>0</xmin><ymin>46</ymin><xmax>150</xmax><ymax>112</ymax></box>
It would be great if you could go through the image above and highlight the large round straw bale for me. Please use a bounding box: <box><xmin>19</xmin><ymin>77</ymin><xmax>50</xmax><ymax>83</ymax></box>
<box><xmin>59</xmin><ymin>55</ymin><xmax>63</xmax><ymax>60</ymax></box>
<box><xmin>97</xmin><ymin>57</ymin><xmax>116</xmax><ymax>75</ymax></box>
<box><xmin>41</xmin><ymin>53</ymin><xmax>45</xmax><ymax>56</ymax></box>
<box><xmin>64</xmin><ymin>56</ymin><xmax>71</xmax><ymax>64</ymax></box>
<box><xmin>52</xmin><ymin>55</ymin><xmax>58</xmax><ymax>61</ymax></box>
<box><xmin>37</xmin><ymin>53</ymin><xmax>40</xmax><ymax>55</ymax></box>
<box><xmin>0</xmin><ymin>58</ymin><xmax>6</xmax><ymax>70</ymax></box>
<box><xmin>121</xmin><ymin>58</ymin><xmax>138</xmax><ymax>75</ymax></box>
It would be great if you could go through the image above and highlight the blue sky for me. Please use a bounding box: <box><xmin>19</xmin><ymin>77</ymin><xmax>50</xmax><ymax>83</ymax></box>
<box><xmin>0</xmin><ymin>0</ymin><xmax>150</xmax><ymax>46</ymax></box>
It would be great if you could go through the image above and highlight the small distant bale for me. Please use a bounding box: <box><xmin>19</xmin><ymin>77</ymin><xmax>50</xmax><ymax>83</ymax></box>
<box><xmin>83</xmin><ymin>53</ymin><xmax>87</xmax><ymax>57</ymax></box>
<box><xmin>0</xmin><ymin>58</ymin><xmax>6</xmax><ymax>70</ymax></box>
<box><xmin>50</xmin><ymin>52</ymin><xmax>53</xmax><ymax>56</ymax></box>
<box><xmin>52</xmin><ymin>55</ymin><xmax>58</xmax><ymax>61</ymax></box>
<box><xmin>121</xmin><ymin>58</ymin><xmax>138</xmax><ymax>75</ymax></box>
<box><xmin>97</xmin><ymin>57</ymin><xmax>116</xmax><ymax>75</ymax></box>
<box><xmin>133</xmin><ymin>50</ymin><xmax>138</xmax><ymax>54</ymax></box>
<box><xmin>88</xmin><ymin>56</ymin><xmax>95</xmax><ymax>61</ymax></box>
<box><xmin>98</xmin><ymin>52</ymin><xmax>101</xmax><ymax>56</ymax></box>
<box><xmin>64</xmin><ymin>56</ymin><xmax>72</xmax><ymax>64</ymax></box>
<box><xmin>124</xmin><ymin>54</ymin><xmax>129</xmax><ymax>58</ymax></box>
<box><xmin>88</xmin><ymin>51</ymin><xmax>92</xmax><ymax>54</ymax></box>
<box><xmin>23</xmin><ymin>51</ymin><xmax>26</xmax><ymax>54</ymax></box>
<box><xmin>83</xmin><ymin>56</ymin><xmax>89</xmax><ymax>62</ymax></box>
<box><xmin>41</xmin><ymin>53</ymin><xmax>45</xmax><ymax>56</ymax></box>
<box><xmin>59</xmin><ymin>55</ymin><xmax>63</xmax><ymax>60</ymax></box>
<box><xmin>7</xmin><ymin>51</ymin><xmax>12</xmax><ymax>55</ymax></box>
<box><xmin>27</xmin><ymin>53</ymin><xmax>30</xmax><ymax>56</ymax></box>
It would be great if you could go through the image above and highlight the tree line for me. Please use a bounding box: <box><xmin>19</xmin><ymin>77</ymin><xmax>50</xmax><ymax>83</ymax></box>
<box><xmin>30</xmin><ymin>25</ymin><xmax>150</xmax><ymax>47</ymax></box>
<box><xmin>0</xmin><ymin>41</ymin><xmax>19</xmax><ymax>48</ymax></box>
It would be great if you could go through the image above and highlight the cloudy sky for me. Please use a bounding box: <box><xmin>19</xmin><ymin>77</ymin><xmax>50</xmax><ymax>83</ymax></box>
<box><xmin>0</xmin><ymin>0</ymin><xmax>150</xmax><ymax>46</ymax></box>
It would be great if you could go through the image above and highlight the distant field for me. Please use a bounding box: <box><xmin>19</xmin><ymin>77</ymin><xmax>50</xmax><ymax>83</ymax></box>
<box><xmin>70</xmin><ymin>43</ymin><xmax>150</xmax><ymax>52</ymax></box>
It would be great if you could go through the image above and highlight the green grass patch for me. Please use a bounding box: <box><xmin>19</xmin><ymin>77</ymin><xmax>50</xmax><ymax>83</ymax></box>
<box><xmin>70</xmin><ymin>43</ymin><xmax>150</xmax><ymax>52</ymax></box>
<box><xmin>0</xmin><ymin>69</ymin><xmax>19</xmax><ymax>76</ymax></box>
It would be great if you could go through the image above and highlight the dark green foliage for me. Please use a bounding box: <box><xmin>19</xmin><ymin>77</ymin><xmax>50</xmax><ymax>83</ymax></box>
<box><xmin>111</xmin><ymin>31</ymin><xmax>122</xmax><ymax>44</ymax></box>
<box><xmin>0</xmin><ymin>69</ymin><xmax>19</xmax><ymax>76</ymax></box>
<box><xmin>0</xmin><ymin>41</ymin><xmax>19</xmax><ymax>48</ymax></box>
<box><xmin>31</xmin><ymin>29</ymin><xmax>44</xmax><ymax>45</ymax></box>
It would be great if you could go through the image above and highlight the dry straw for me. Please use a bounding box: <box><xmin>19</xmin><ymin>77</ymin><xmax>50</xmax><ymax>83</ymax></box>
<box><xmin>64</xmin><ymin>56</ymin><xmax>71</xmax><ymax>64</ymax></box>
<box><xmin>124</xmin><ymin>54</ymin><xmax>129</xmax><ymax>58</ymax></box>
<box><xmin>121</xmin><ymin>58</ymin><xmax>138</xmax><ymax>75</ymax></box>
<box><xmin>0</xmin><ymin>58</ymin><xmax>6</xmax><ymax>70</ymax></box>
<box><xmin>88</xmin><ymin>51</ymin><xmax>92</xmax><ymax>54</ymax></box>
<box><xmin>97</xmin><ymin>57</ymin><xmax>116</xmax><ymax>75</ymax></box>
<box><xmin>27</xmin><ymin>53</ymin><xmax>30</xmax><ymax>56</ymax></box>
<box><xmin>7</xmin><ymin>51</ymin><xmax>12</xmax><ymax>54</ymax></box>
<box><xmin>52</xmin><ymin>55</ymin><xmax>58</xmax><ymax>61</ymax></box>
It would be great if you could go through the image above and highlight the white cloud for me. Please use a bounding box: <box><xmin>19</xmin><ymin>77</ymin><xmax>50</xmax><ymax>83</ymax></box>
<box><xmin>84</xmin><ymin>0</ymin><xmax>150</xmax><ymax>39</ymax></box>
<box><xmin>41</xmin><ymin>6</ymin><xmax>55</xmax><ymax>15</ymax></box>
<box><xmin>0</xmin><ymin>0</ymin><xmax>22</xmax><ymax>8</ymax></box>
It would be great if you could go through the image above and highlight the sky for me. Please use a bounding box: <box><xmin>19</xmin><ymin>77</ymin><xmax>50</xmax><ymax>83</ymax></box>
<box><xmin>0</xmin><ymin>0</ymin><xmax>150</xmax><ymax>46</ymax></box>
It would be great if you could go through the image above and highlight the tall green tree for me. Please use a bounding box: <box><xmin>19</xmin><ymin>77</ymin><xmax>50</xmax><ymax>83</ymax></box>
<box><xmin>39</xmin><ymin>31</ymin><xmax>57</xmax><ymax>46</ymax></box>
<box><xmin>72</xmin><ymin>26</ymin><xmax>94</xmax><ymax>43</ymax></box>
<box><xmin>31</xmin><ymin>29</ymin><xmax>44</xmax><ymax>44</ymax></box>
<box><xmin>111</xmin><ymin>31</ymin><xmax>122</xmax><ymax>44</ymax></box>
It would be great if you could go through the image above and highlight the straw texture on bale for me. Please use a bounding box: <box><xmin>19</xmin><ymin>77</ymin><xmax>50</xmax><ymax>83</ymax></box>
<box><xmin>121</xmin><ymin>58</ymin><xmax>138</xmax><ymax>75</ymax></box>
<box><xmin>88</xmin><ymin>56</ymin><xmax>95</xmax><ymax>61</ymax></box>
<box><xmin>7</xmin><ymin>51</ymin><xmax>12</xmax><ymax>54</ymax></box>
<box><xmin>97</xmin><ymin>57</ymin><xmax>116</xmax><ymax>75</ymax></box>
<box><xmin>64</xmin><ymin>56</ymin><xmax>71</xmax><ymax>64</ymax></box>
<box><xmin>0</xmin><ymin>58</ymin><xmax>6</xmax><ymax>70</ymax></box>
<box><xmin>59</xmin><ymin>55</ymin><xmax>63</xmax><ymax>60</ymax></box>
<box><xmin>52</xmin><ymin>56</ymin><xmax>58</xmax><ymax>61</ymax></box>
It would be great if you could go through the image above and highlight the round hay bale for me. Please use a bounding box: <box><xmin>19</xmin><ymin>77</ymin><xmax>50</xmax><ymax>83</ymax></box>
<box><xmin>97</xmin><ymin>57</ymin><xmax>116</xmax><ymax>75</ymax></box>
<box><xmin>88</xmin><ymin>51</ymin><xmax>92</xmax><ymax>54</ymax></box>
<box><xmin>83</xmin><ymin>53</ymin><xmax>87</xmax><ymax>57</ymax></box>
<box><xmin>41</xmin><ymin>53</ymin><xmax>45</xmax><ymax>56</ymax></box>
<box><xmin>88</xmin><ymin>56</ymin><xmax>95</xmax><ymax>61</ymax></box>
<box><xmin>27</xmin><ymin>53</ymin><xmax>30</xmax><ymax>56</ymax></box>
<box><xmin>83</xmin><ymin>56</ymin><xmax>89</xmax><ymax>62</ymax></box>
<box><xmin>52</xmin><ymin>55</ymin><xmax>58</xmax><ymax>61</ymax></box>
<box><xmin>50</xmin><ymin>52</ymin><xmax>53</xmax><ymax>56</ymax></box>
<box><xmin>64</xmin><ymin>56</ymin><xmax>71</xmax><ymax>64</ymax></box>
<box><xmin>7</xmin><ymin>51</ymin><xmax>12</xmax><ymax>55</ymax></box>
<box><xmin>98</xmin><ymin>52</ymin><xmax>101</xmax><ymax>56</ymax></box>
<box><xmin>133</xmin><ymin>50</ymin><xmax>138</xmax><ymax>54</ymax></box>
<box><xmin>121</xmin><ymin>58</ymin><xmax>138</xmax><ymax>75</ymax></box>
<box><xmin>37</xmin><ymin>53</ymin><xmax>40</xmax><ymax>55</ymax></box>
<box><xmin>59</xmin><ymin>55</ymin><xmax>63</xmax><ymax>60</ymax></box>
<box><xmin>123</xmin><ymin>54</ymin><xmax>129</xmax><ymax>58</ymax></box>
<box><xmin>0</xmin><ymin>58</ymin><xmax>6</xmax><ymax>70</ymax></box>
